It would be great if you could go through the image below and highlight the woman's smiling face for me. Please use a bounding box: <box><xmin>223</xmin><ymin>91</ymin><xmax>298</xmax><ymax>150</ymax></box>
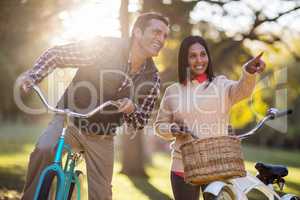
<box><xmin>188</xmin><ymin>42</ymin><xmax>209</xmax><ymax>76</ymax></box>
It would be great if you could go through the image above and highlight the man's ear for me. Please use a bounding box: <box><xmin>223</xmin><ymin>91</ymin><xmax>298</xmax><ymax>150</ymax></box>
<box><xmin>133</xmin><ymin>28</ymin><xmax>143</xmax><ymax>40</ymax></box>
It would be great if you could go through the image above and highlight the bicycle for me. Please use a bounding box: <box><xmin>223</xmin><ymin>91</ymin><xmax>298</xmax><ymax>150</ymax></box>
<box><xmin>31</xmin><ymin>84</ymin><xmax>120</xmax><ymax>200</ymax></box>
<box><xmin>202</xmin><ymin>108</ymin><xmax>299</xmax><ymax>200</ymax></box>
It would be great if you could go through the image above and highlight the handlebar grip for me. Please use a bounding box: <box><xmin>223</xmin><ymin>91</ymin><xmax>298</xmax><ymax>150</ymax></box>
<box><xmin>170</xmin><ymin>123</ymin><xmax>198</xmax><ymax>139</ymax></box>
<box><xmin>271</xmin><ymin>109</ymin><xmax>293</xmax><ymax>119</ymax></box>
<box><xmin>170</xmin><ymin>123</ymin><xmax>190</xmax><ymax>134</ymax></box>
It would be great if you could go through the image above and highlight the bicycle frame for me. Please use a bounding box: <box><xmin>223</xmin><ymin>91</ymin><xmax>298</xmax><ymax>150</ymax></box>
<box><xmin>33</xmin><ymin>127</ymin><xmax>81</xmax><ymax>200</ymax></box>
<box><xmin>32</xmin><ymin>85</ymin><xmax>119</xmax><ymax>200</ymax></box>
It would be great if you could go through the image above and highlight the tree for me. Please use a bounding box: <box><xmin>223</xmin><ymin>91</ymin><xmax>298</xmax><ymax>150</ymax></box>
<box><xmin>118</xmin><ymin>0</ymin><xmax>148</xmax><ymax>177</ymax></box>
<box><xmin>0</xmin><ymin>0</ymin><xmax>76</xmax><ymax>120</ymax></box>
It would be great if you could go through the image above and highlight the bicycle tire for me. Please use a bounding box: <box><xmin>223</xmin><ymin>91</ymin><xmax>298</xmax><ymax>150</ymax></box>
<box><xmin>291</xmin><ymin>197</ymin><xmax>300</xmax><ymax>200</ymax></box>
<box><xmin>67</xmin><ymin>170</ymin><xmax>83</xmax><ymax>200</ymax></box>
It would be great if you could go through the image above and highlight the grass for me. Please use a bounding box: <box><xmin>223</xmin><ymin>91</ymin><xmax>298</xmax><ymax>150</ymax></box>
<box><xmin>242</xmin><ymin>145</ymin><xmax>300</xmax><ymax>196</ymax></box>
<box><xmin>0</xmin><ymin>122</ymin><xmax>299</xmax><ymax>199</ymax></box>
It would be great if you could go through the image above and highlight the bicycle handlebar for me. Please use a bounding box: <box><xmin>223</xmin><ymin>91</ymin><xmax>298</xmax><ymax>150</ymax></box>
<box><xmin>237</xmin><ymin>108</ymin><xmax>293</xmax><ymax>139</ymax></box>
<box><xmin>268</xmin><ymin>108</ymin><xmax>293</xmax><ymax>119</ymax></box>
<box><xmin>32</xmin><ymin>85</ymin><xmax>120</xmax><ymax>118</ymax></box>
<box><xmin>168</xmin><ymin>108</ymin><xmax>292</xmax><ymax>140</ymax></box>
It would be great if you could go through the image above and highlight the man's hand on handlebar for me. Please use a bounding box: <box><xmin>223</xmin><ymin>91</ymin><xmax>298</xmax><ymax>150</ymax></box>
<box><xmin>116</xmin><ymin>98</ymin><xmax>135</xmax><ymax>114</ymax></box>
<box><xmin>17</xmin><ymin>74</ymin><xmax>34</xmax><ymax>94</ymax></box>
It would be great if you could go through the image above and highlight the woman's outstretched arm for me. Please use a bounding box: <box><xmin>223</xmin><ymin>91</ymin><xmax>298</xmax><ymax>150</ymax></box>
<box><xmin>227</xmin><ymin>52</ymin><xmax>266</xmax><ymax>105</ymax></box>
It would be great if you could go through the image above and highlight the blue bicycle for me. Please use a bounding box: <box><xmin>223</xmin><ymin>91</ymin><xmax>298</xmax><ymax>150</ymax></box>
<box><xmin>32</xmin><ymin>85</ymin><xmax>119</xmax><ymax>200</ymax></box>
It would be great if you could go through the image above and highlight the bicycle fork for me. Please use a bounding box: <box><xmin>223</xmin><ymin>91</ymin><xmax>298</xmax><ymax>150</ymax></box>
<box><xmin>33</xmin><ymin>128</ymin><xmax>81</xmax><ymax>200</ymax></box>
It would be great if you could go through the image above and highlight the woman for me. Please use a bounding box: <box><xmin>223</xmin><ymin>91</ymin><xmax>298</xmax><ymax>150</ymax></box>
<box><xmin>154</xmin><ymin>36</ymin><xmax>265</xmax><ymax>200</ymax></box>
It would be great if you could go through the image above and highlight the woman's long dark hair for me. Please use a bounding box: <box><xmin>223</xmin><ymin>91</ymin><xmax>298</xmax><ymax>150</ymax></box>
<box><xmin>178</xmin><ymin>36</ymin><xmax>214</xmax><ymax>85</ymax></box>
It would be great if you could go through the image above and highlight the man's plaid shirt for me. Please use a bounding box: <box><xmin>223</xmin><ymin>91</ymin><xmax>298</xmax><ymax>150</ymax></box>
<box><xmin>25</xmin><ymin>37</ymin><xmax>160</xmax><ymax>130</ymax></box>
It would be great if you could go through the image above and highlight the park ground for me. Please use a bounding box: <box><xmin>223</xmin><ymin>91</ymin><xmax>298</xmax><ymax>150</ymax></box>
<box><xmin>0</xmin><ymin>122</ymin><xmax>299</xmax><ymax>199</ymax></box>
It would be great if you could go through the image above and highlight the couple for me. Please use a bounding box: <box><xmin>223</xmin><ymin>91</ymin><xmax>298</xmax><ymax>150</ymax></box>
<box><xmin>18</xmin><ymin>12</ymin><xmax>265</xmax><ymax>200</ymax></box>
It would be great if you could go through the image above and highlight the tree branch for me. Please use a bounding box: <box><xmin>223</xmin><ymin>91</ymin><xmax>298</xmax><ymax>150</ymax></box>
<box><xmin>258</xmin><ymin>5</ymin><xmax>300</xmax><ymax>26</ymax></box>
<box><xmin>202</xmin><ymin>0</ymin><xmax>240</xmax><ymax>6</ymax></box>
<box><xmin>243</xmin><ymin>5</ymin><xmax>300</xmax><ymax>40</ymax></box>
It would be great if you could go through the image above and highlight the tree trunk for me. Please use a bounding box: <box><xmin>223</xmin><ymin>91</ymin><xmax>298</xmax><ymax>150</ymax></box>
<box><xmin>119</xmin><ymin>0</ymin><xmax>147</xmax><ymax>177</ymax></box>
<box><xmin>120</xmin><ymin>0</ymin><xmax>129</xmax><ymax>38</ymax></box>
<box><xmin>120</xmin><ymin>126</ymin><xmax>148</xmax><ymax>177</ymax></box>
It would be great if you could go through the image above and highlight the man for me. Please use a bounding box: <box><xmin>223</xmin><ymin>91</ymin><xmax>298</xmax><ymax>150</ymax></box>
<box><xmin>19</xmin><ymin>12</ymin><xmax>169</xmax><ymax>200</ymax></box>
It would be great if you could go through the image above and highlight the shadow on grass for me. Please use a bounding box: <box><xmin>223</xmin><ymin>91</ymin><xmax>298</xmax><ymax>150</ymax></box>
<box><xmin>127</xmin><ymin>176</ymin><xmax>172</xmax><ymax>200</ymax></box>
<box><xmin>0</xmin><ymin>166</ymin><xmax>25</xmax><ymax>192</ymax></box>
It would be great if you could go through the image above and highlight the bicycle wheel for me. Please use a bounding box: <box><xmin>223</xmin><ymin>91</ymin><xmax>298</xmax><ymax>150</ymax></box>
<box><xmin>291</xmin><ymin>196</ymin><xmax>299</xmax><ymax>200</ymax></box>
<box><xmin>204</xmin><ymin>186</ymin><xmax>235</xmax><ymax>200</ymax></box>
<box><xmin>67</xmin><ymin>170</ymin><xmax>83</xmax><ymax>200</ymax></box>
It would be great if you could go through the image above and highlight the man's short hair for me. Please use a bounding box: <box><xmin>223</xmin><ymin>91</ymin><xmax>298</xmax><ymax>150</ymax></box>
<box><xmin>131</xmin><ymin>12</ymin><xmax>169</xmax><ymax>35</ymax></box>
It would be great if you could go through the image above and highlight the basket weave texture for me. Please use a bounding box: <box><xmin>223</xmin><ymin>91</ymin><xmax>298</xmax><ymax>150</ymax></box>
<box><xmin>180</xmin><ymin>136</ymin><xmax>246</xmax><ymax>185</ymax></box>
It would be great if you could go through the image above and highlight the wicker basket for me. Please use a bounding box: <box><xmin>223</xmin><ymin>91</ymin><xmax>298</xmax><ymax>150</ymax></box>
<box><xmin>180</xmin><ymin>136</ymin><xmax>246</xmax><ymax>185</ymax></box>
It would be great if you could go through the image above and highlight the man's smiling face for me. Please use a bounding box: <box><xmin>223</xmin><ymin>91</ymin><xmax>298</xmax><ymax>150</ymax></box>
<box><xmin>135</xmin><ymin>19</ymin><xmax>169</xmax><ymax>57</ymax></box>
